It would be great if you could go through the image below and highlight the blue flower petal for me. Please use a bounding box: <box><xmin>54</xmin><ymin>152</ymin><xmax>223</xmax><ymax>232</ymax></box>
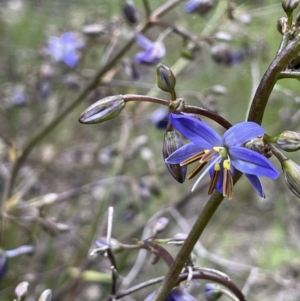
<box><xmin>63</xmin><ymin>51</ymin><xmax>79</xmax><ymax>68</ymax></box>
<box><xmin>230</xmin><ymin>146</ymin><xmax>280</xmax><ymax>178</ymax></box>
<box><xmin>170</xmin><ymin>114</ymin><xmax>222</xmax><ymax>148</ymax></box>
<box><xmin>223</xmin><ymin>122</ymin><xmax>265</xmax><ymax>147</ymax></box>
<box><xmin>244</xmin><ymin>174</ymin><xmax>265</xmax><ymax>198</ymax></box>
<box><xmin>185</xmin><ymin>0</ymin><xmax>201</xmax><ymax>13</ymax></box>
<box><xmin>135</xmin><ymin>33</ymin><xmax>154</xmax><ymax>51</ymax></box>
<box><xmin>166</xmin><ymin>142</ymin><xmax>203</xmax><ymax>164</ymax></box>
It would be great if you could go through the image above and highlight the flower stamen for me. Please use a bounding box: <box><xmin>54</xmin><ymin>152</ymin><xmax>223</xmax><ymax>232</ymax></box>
<box><xmin>222</xmin><ymin>160</ymin><xmax>233</xmax><ymax>199</ymax></box>
<box><xmin>180</xmin><ymin>151</ymin><xmax>205</xmax><ymax>166</ymax></box>
<box><xmin>187</xmin><ymin>161</ymin><xmax>207</xmax><ymax>179</ymax></box>
<box><xmin>208</xmin><ymin>162</ymin><xmax>221</xmax><ymax>195</ymax></box>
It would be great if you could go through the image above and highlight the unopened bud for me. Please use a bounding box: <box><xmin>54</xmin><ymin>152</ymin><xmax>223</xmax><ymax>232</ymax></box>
<box><xmin>244</xmin><ymin>137</ymin><xmax>265</xmax><ymax>153</ymax></box>
<box><xmin>79</xmin><ymin>95</ymin><xmax>126</xmax><ymax>124</ymax></box>
<box><xmin>205</xmin><ymin>283</ymin><xmax>222</xmax><ymax>301</ymax></box>
<box><xmin>15</xmin><ymin>281</ymin><xmax>29</xmax><ymax>301</ymax></box>
<box><xmin>156</xmin><ymin>64</ymin><xmax>176</xmax><ymax>93</ymax></box>
<box><xmin>282</xmin><ymin>0</ymin><xmax>299</xmax><ymax>14</ymax></box>
<box><xmin>168</xmin><ymin>233</ymin><xmax>188</xmax><ymax>245</ymax></box>
<box><xmin>122</xmin><ymin>0</ymin><xmax>139</xmax><ymax>25</ymax></box>
<box><xmin>277</xmin><ymin>17</ymin><xmax>288</xmax><ymax>35</ymax></box>
<box><xmin>152</xmin><ymin>217</ymin><xmax>169</xmax><ymax>235</ymax></box>
<box><xmin>163</xmin><ymin>130</ymin><xmax>187</xmax><ymax>183</ymax></box>
<box><xmin>276</xmin><ymin>130</ymin><xmax>300</xmax><ymax>152</ymax></box>
<box><xmin>38</xmin><ymin>289</ymin><xmax>52</xmax><ymax>301</ymax></box>
<box><xmin>282</xmin><ymin>159</ymin><xmax>300</xmax><ymax>198</ymax></box>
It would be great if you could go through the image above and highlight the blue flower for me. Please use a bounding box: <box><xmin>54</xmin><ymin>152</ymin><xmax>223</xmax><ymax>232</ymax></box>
<box><xmin>134</xmin><ymin>33</ymin><xmax>166</xmax><ymax>65</ymax></box>
<box><xmin>185</xmin><ymin>0</ymin><xmax>214</xmax><ymax>15</ymax></box>
<box><xmin>144</xmin><ymin>287</ymin><xmax>198</xmax><ymax>301</ymax></box>
<box><xmin>47</xmin><ymin>32</ymin><xmax>85</xmax><ymax>68</ymax></box>
<box><xmin>166</xmin><ymin>114</ymin><xmax>280</xmax><ymax>199</ymax></box>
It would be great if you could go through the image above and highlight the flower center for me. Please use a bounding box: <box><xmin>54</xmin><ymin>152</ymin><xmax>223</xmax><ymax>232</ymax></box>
<box><xmin>180</xmin><ymin>146</ymin><xmax>234</xmax><ymax>199</ymax></box>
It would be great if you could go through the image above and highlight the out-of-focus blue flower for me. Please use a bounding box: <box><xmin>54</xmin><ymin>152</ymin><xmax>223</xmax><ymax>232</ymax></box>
<box><xmin>0</xmin><ymin>245</ymin><xmax>34</xmax><ymax>280</ymax></box>
<box><xmin>134</xmin><ymin>33</ymin><xmax>166</xmax><ymax>65</ymax></box>
<box><xmin>144</xmin><ymin>287</ymin><xmax>198</xmax><ymax>301</ymax></box>
<box><xmin>185</xmin><ymin>0</ymin><xmax>214</xmax><ymax>15</ymax></box>
<box><xmin>204</xmin><ymin>283</ymin><xmax>222</xmax><ymax>301</ymax></box>
<box><xmin>166</xmin><ymin>114</ymin><xmax>280</xmax><ymax>199</ymax></box>
<box><xmin>47</xmin><ymin>32</ymin><xmax>85</xmax><ymax>68</ymax></box>
<box><xmin>149</xmin><ymin>107</ymin><xmax>169</xmax><ymax>129</ymax></box>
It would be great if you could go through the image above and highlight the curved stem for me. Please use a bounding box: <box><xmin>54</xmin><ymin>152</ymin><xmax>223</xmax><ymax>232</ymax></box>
<box><xmin>123</xmin><ymin>94</ymin><xmax>232</xmax><ymax>129</ymax></box>
<box><xmin>247</xmin><ymin>34</ymin><xmax>300</xmax><ymax>124</ymax></box>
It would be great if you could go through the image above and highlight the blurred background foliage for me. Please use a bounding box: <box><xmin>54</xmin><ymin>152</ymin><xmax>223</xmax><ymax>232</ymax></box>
<box><xmin>1</xmin><ymin>0</ymin><xmax>300</xmax><ymax>300</ymax></box>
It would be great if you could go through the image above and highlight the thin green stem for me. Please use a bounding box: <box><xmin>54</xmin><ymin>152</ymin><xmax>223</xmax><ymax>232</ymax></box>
<box><xmin>142</xmin><ymin>0</ymin><xmax>152</xmax><ymax>17</ymax></box>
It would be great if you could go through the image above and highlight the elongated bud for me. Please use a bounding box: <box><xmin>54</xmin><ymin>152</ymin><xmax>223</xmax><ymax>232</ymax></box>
<box><xmin>168</xmin><ymin>233</ymin><xmax>188</xmax><ymax>245</ymax></box>
<box><xmin>94</xmin><ymin>237</ymin><xmax>123</xmax><ymax>253</ymax></box>
<box><xmin>163</xmin><ymin>130</ymin><xmax>187</xmax><ymax>183</ymax></box>
<box><xmin>282</xmin><ymin>0</ymin><xmax>299</xmax><ymax>14</ymax></box>
<box><xmin>122</xmin><ymin>0</ymin><xmax>139</xmax><ymax>25</ymax></box>
<box><xmin>276</xmin><ymin>130</ymin><xmax>300</xmax><ymax>152</ymax></box>
<box><xmin>79</xmin><ymin>95</ymin><xmax>126</xmax><ymax>124</ymax></box>
<box><xmin>38</xmin><ymin>289</ymin><xmax>52</xmax><ymax>301</ymax></box>
<box><xmin>205</xmin><ymin>283</ymin><xmax>222</xmax><ymax>301</ymax></box>
<box><xmin>156</xmin><ymin>64</ymin><xmax>176</xmax><ymax>93</ymax></box>
<box><xmin>244</xmin><ymin>137</ymin><xmax>265</xmax><ymax>153</ymax></box>
<box><xmin>152</xmin><ymin>217</ymin><xmax>169</xmax><ymax>235</ymax></box>
<box><xmin>282</xmin><ymin>159</ymin><xmax>300</xmax><ymax>198</ymax></box>
<box><xmin>15</xmin><ymin>281</ymin><xmax>29</xmax><ymax>301</ymax></box>
<box><xmin>277</xmin><ymin>17</ymin><xmax>288</xmax><ymax>35</ymax></box>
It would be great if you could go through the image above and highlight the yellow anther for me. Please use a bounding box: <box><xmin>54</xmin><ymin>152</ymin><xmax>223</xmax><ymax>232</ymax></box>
<box><xmin>213</xmin><ymin>146</ymin><xmax>221</xmax><ymax>152</ymax></box>
<box><xmin>214</xmin><ymin>162</ymin><xmax>221</xmax><ymax>171</ymax></box>
<box><xmin>223</xmin><ymin>160</ymin><xmax>231</xmax><ymax>170</ymax></box>
<box><xmin>204</xmin><ymin>149</ymin><xmax>210</xmax><ymax>154</ymax></box>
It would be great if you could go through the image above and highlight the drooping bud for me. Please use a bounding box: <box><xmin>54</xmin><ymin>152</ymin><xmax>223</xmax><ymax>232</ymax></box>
<box><xmin>15</xmin><ymin>281</ymin><xmax>30</xmax><ymax>301</ymax></box>
<box><xmin>282</xmin><ymin>0</ymin><xmax>299</xmax><ymax>15</ymax></box>
<box><xmin>163</xmin><ymin>129</ymin><xmax>187</xmax><ymax>183</ymax></box>
<box><xmin>281</xmin><ymin>159</ymin><xmax>300</xmax><ymax>198</ymax></box>
<box><xmin>122</xmin><ymin>0</ymin><xmax>139</xmax><ymax>25</ymax></box>
<box><xmin>156</xmin><ymin>64</ymin><xmax>176</xmax><ymax>93</ymax></box>
<box><xmin>277</xmin><ymin>17</ymin><xmax>288</xmax><ymax>35</ymax></box>
<box><xmin>151</xmin><ymin>217</ymin><xmax>169</xmax><ymax>235</ymax></box>
<box><xmin>276</xmin><ymin>130</ymin><xmax>300</xmax><ymax>152</ymax></box>
<box><xmin>205</xmin><ymin>283</ymin><xmax>222</xmax><ymax>301</ymax></box>
<box><xmin>79</xmin><ymin>95</ymin><xmax>126</xmax><ymax>124</ymax></box>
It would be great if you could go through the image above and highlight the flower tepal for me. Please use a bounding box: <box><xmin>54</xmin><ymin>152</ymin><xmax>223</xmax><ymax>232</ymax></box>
<box><xmin>166</xmin><ymin>114</ymin><xmax>280</xmax><ymax>199</ymax></box>
<box><xmin>134</xmin><ymin>33</ymin><xmax>166</xmax><ymax>65</ymax></box>
<box><xmin>47</xmin><ymin>32</ymin><xmax>85</xmax><ymax>68</ymax></box>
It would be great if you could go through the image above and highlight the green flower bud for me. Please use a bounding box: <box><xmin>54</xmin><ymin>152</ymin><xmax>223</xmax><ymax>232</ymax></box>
<box><xmin>79</xmin><ymin>95</ymin><xmax>126</xmax><ymax>124</ymax></box>
<box><xmin>277</xmin><ymin>17</ymin><xmax>288</xmax><ymax>35</ymax></box>
<box><xmin>163</xmin><ymin>130</ymin><xmax>187</xmax><ymax>183</ymax></box>
<box><xmin>156</xmin><ymin>64</ymin><xmax>176</xmax><ymax>93</ymax></box>
<box><xmin>276</xmin><ymin>130</ymin><xmax>300</xmax><ymax>152</ymax></box>
<box><xmin>282</xmin><ymin>0</ymin><xmax>299</xmax><ymax>14</ymax></box>
<box><xmin>122</xmin><ymin>0</ymin><xmax>139</xmax><ymax>25</ymax></box>
<box><xmin>282</xmin><ymin>159</ymin><xmax>300</xmax><ymax>198</ymax></box>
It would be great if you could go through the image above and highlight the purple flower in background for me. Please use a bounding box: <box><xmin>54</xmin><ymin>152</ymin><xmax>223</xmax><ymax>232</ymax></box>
<box><xmin>134</xmin><ymin>33</ymin><xmax>166</xmax><ymax>65</ymax></box>
<box><xmin>144</xmin><ymin>287</ymin><xmax>198</xmax><ymax>301</ymax></box>
<box><xmin>47</xmin><ymin>32</ymin><xmax>85</xmax><ymax>68</ymax></box>
<box><xmin>185</xmin><ymin>0</ymin><xmax>214</xmax><ymax>15</ymax></box>
<box><xmin>166</xmin><ymin>114</ymin><xmax>280</xmax><ymax>199</ymax></box>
